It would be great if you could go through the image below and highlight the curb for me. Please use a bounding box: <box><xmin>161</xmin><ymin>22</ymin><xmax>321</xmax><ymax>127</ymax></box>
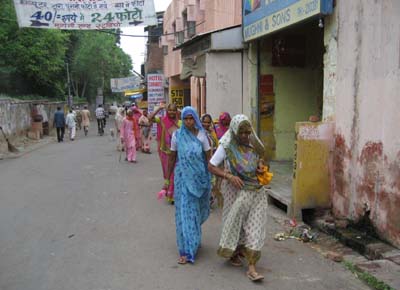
<box><xmin>313</xmin><ymin>218</ymin><xmax>400</xmax><ymax>290</ymax></box>
<box><xmin>0</xmin><ymin>137</ymin><xmax>54</xmax><ymax>160</ymax></box>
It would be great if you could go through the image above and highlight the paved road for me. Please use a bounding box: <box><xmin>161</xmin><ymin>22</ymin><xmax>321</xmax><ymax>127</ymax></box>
<box><xmin>0</xmin><ymin>128</ymin><xmax>369</xmax><ymax>290</ymax></box>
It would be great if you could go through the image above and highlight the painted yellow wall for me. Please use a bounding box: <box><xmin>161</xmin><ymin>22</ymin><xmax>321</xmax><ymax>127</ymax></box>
<box><xmin>258</xmin><ymin>22</ymin><xmax>323</xmax><ymax>160</ymax></box>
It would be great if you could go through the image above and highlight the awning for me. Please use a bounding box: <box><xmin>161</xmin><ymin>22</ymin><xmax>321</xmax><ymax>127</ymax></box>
<box><xmin>128</xmin><ymin>93</ymin><xmax>143</xmax><ymax>100</ymax></box>
<box><xmin>124</xmin><ymin>88</ymin><xmax>146</xmax><ymax>97</ymax></box>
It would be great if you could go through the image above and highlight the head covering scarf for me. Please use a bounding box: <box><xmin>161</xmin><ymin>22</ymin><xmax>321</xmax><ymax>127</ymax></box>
<box><xmin>201</xmin><ymin>113</ymin><xmax>219</xmax><ymax>151</ymax></box>
<box><xmin>220</xmin><ymin>114</ymin><xmax>265</xmax><ymax>190</ymax></box>
<box><xmin>181</xmin><ymin>106</ymin><xmax>204</xmax><ymax>130</ymax></box>
<box><xmin>216</xmin><ymin>112</ymin><xmax>231</xmax><ymax>139</ymax></box>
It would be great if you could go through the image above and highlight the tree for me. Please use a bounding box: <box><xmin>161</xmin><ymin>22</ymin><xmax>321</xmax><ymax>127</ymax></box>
<box><xmin>68</xmin><ymin>31</ymin><xmax>133</xmax><ymax>102</ymax></box>
<box><xmin>0</xmin><ymin>0</ymin><xmax>133</xmax><ymax>100</ymax></box>
<box><xmin>0</xmin><ymin>0</ymin><xmax>68</xmax><ymax>97</ymax></box>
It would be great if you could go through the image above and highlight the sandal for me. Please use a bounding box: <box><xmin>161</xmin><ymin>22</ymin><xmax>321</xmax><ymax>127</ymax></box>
<box><xmin>247</xmin><ymin>271</ymin><xmax>264</xmax><ymax>282</ymax></box>
<box><xmin>177</xmin><ymin>256</ymin><xmax>187</xmax><ymax>265</ymax></box>
<box><xmin>230</xmin><ymin>255</ymin><xmax>243</xmax><ymax>267</ymax></box>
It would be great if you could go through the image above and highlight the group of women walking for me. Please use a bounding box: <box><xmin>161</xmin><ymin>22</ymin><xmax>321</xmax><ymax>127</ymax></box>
<box><xmin>149</xmin><ymin>104</ymin><xmax>272</xmax><ymax>282</ymax></box>
<box><xmin>115</xmin><ymin>102</ymin><xmax>271</xmax><ymax>282</ymax></box>
<box><xmin>115</xmin><ymin>106</ymin><xmax>153</xmax><ymax>163</ymax></box>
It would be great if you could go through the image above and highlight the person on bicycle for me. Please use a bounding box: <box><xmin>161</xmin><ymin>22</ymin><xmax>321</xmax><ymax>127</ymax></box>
<box><xmin>95</xmin><ymin>104</ymin><xmax>106</xmax><ymax>135</ymax></box>
<box><xmin>81</xmin><ymin>105</ymin><xmax>91</xmax><ymax>136</ymax></box>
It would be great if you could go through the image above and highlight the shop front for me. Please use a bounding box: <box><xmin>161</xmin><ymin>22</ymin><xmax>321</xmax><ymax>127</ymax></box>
<box><xmin>244</xmin><ymin>0</ymin><xmax>334</xmax><ymax>218</ymax></box>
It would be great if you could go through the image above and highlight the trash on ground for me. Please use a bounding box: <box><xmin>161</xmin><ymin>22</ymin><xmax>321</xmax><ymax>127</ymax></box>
<box><xmin>275</xmin><ymin>223</ymin><xmax>318</xmax><ymax>243</ymax></box>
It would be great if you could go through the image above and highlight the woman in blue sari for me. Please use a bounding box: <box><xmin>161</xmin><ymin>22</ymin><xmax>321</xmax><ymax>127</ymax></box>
<box><xmin>167</xmin><ymin>106</ymin><xmax>212</xmax><ymax>264</ymax></box>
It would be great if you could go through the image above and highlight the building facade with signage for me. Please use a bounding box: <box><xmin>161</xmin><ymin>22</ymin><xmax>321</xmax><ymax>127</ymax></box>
<box><xmin>177</xmin><ymin>25</ymin><xmax>247</xmax><ymax>118</ymax></box>
<box><xmin>162</xmin><ymin>0</ymin><xmax>242</xmax><ymax>111</ymax></box>
<box><xmin>243</xmin><ymin>0</ymin><xmax>400</xmax><ymax>248</ymax></box>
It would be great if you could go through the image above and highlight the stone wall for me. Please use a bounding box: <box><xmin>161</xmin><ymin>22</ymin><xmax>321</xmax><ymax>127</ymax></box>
<box><xmin>0</xmin><ymin>99</ymin><xmax>65</xmax><ymax>152</ymax></box>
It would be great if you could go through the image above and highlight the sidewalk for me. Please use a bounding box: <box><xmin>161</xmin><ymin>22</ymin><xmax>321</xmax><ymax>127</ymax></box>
<box><xmin>266</xmin><ymin>160</ymin><xmax>399</xmax><ymax>290</ymax></box>
<box><xmin>0</xmin><ymin>135</ymin><xmax>55</xmax><ymax>160</ymax></box>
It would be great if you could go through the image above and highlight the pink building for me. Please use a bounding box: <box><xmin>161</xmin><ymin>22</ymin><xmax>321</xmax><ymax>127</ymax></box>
<box><xmin>162</xmin><ymin>0</ymin><xmax>242</xmax><ymax>114</ymax></box>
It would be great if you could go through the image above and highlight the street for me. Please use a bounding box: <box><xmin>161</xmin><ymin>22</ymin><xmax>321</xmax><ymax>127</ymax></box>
<box><xmin>0</xmin><ymin>129</ymin><xmax>369</xmax><ymax>290</ymax></box>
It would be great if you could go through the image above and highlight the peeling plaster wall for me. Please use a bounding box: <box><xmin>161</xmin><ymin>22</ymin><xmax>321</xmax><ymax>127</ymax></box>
<box><xmin>0</xmin><ymin>100</ymin><xmax>64</xmax><ymax>146</ymax></box>
<box><xmin>0</xmin><ymin>101</ymin><xmax>32</xmax><ymax>137</ymax></box>
<box><xmin>333</xmin><ymin>0</ymin><xmax>400</xmax><ymax>247</ymax></box>
<box><xmin>205</xmin><ymin>52</ymin><xmax>243</xmax><ymax>118</ymax></box>
<box><xmin>322</xmin><ymin>6</ymin><xmax>338</xmax><ymax>121</ymax></box>
<box><xmin>247</xmin><ymin>42</ymin><xmax>259</xmax><ymax>129</ymax></box>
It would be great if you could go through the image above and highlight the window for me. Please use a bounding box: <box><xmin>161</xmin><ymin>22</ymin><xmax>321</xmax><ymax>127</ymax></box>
<box><xmin>187</xmin><ymin>21</ymin><xmax>196</xmax><ymax>38</ymax></box>
<box><xmin>175</xmin><ymin>31</ymin><xmax>184</xmax><ymax>45</ymax></box>
<box><xmin>163</xmin><ymin>45</ymin><xmax>168</xmax><ymax>55</ymax></box>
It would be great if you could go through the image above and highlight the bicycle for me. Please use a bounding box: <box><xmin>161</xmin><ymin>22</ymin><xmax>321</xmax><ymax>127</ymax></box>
<box><xmin>97</xmin><ymin>118</ymin><xmax>105</xmax><ymax>136</ymax></box>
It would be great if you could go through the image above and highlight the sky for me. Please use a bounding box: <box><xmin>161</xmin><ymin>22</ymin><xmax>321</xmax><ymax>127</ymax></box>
<box><xmin>119</xmin><ymin>0</ymin><xmax>172</xmax><ymax>73</ymax></box>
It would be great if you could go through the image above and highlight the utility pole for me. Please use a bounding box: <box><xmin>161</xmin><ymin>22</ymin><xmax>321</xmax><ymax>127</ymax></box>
<box><xmin>66</xmin><ymin>62</ymin><xmax>72</xmax><ymax>107</ymax></box>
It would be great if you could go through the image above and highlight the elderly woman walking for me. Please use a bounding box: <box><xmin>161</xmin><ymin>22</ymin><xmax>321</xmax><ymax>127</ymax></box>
<box><xmin>208</xmin><ymin>114</ymin><xmax>272</xmax><ymax>282</ymax></box>
<box><xmin>166</xmin><ymin>106</ymin><xmax>212</xmax><ymax>264</ymax></box>
<box><xmin>120</xmin><ymin>109</ymin><xmax>137</xmax><ymax>163</ymax></box>
<box><xmin>115</xmin><ymin>108</ymin><xmax>125</xmax><ymax>151</ymax></box>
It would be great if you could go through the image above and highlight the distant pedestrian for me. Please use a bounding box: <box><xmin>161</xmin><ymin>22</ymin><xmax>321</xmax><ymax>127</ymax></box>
<box><xmin>65</xmin><ymin>109</ymin><xmax>76</xmax><ymax>141</ymax></box>
<box><xmin>139</xmin><ymin>109</ymin><xmax>152</xmax><ymax>154</ymax></box>
<box><xmin>75</xmin><ymin>107</ymin><xmax>82</xmax><ymax>130</ymax></box>
<box><xmin>120</xmin><ymin>109</ymin><xmax>137</xmax><ymax>163</ymax></box>
<box><xmin>53</xmin><ymin>106</ymin><xmax>65</xmax><ymax>143</ymax></box>
<box><xmin>131</xmin><ymin>106</ymin><xmax>142</xmax><ymax>150</ymax></box>
<box><xmin>215</xmin><ymin>112</ymin><xmax>231</xmax><ymax>139</ymax></box>
<box><xmin>81</xmin><ymin>105</ymin><xmax>91</xmax><ymax>136</ymax></box>
<box><xmin>115</xmin><ymin>108</ymin><xmax>125</xmax><ymax>151</ymax></box>
<box><xmin>208</xmin><ymin>114</ymin><xmax>269</xmax><ymax>282</ymax></box>
<box><xmin>167</xmin><ymin>106</ymin><xmax>211</xmax><ymax>264</ymax></box>
<box><xmin>95</xmin><ymin>104</ymin><xmax>105</xmax><ymax>135</ymax></box>
<box><xmin>201</xmin><ymin>113</ymin><xmax>220</xmax><ymax>207</ymax></box>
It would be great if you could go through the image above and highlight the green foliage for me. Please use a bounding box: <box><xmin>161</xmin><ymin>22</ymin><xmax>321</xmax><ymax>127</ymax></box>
<box><xmin>0</xmin><ymin>0</ymin><xmax>68</xmax><ymax>96</ymax></box>
<box><xmin>0</xmin><ymin>0</ymin><xmax>133</xmax><ymax>101</ymax></box>
<box><xmin>68</xmin><ymin>31</ymin><xmax>133</xmax><ymax>102</ymax></box>
<box><xmin>343</xmin><ymin>261</ymin><xmax>395</xmax><ymax>290</ymax></box>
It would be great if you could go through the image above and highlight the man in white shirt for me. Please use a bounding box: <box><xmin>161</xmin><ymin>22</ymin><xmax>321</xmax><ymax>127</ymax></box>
<box><xmin>65</xmin><ymin>109</ymin><xmax>76</xmax><ymax>141</ymax></box>
<box><xmin>95</xmin><ymin>104</ymin><xmax>105</xmax><ymax>135</ymax></box>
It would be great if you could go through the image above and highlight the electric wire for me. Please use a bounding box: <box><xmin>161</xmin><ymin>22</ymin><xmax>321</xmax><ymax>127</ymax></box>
<box><xmin>0</xmin><ymin>16</ymin><xmax>206</xmax><ymax>38</ymax></box>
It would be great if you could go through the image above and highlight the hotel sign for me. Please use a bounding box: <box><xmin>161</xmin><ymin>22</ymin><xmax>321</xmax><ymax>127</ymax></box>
<box><xmin>243</xmin><ymin>0</ymin><xmax>333</xmax><ymax>42</ymax></box>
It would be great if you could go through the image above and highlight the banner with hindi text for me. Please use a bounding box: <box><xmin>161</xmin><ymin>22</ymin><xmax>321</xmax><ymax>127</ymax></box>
<box><xmin>13</xmin><ymin>0</ymin><xmax>157</xmax><ymax>30</ymax></box>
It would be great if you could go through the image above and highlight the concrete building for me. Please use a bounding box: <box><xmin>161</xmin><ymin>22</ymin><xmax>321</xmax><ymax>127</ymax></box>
<box><xmin>162</xmin><ymin>0</ymin><xmax>242</xmax><ymax>115</ymax></box>
<box><xmin>144</xmin><ymin>12</ymin><xmax>164</xmax><ymax>75</ymax></box>
<box><xmin>243</xmin><ymin>0</ymin><xmax>400</xmax><ymax>248</ymax></box>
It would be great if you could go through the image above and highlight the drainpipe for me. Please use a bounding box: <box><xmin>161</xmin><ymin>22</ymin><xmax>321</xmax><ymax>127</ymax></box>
<box><xmin>241</xmin><ymin>50</ymin><xmax>244</xmax><ymax>113</ymax></box>
<box><xmin>256</xmin><ymin>39</ymin><xmax>261</xmax><ymax>136</ymax></box>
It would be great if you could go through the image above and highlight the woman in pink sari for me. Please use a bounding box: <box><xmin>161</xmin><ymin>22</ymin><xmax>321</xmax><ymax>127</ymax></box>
<box><xmin>120</xmin><ymin>110</ymin><xmax>137</xmax><ymax>163</ymax></box>
<box><xmin>215</xmin><ymin>112</ymin><xmax>231</xmax><ymax>139</ymax></box>
<box><xmin>149</xmin><ymin>103</ymin><xmax>181</xmax><ymax>203</ymax></box>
